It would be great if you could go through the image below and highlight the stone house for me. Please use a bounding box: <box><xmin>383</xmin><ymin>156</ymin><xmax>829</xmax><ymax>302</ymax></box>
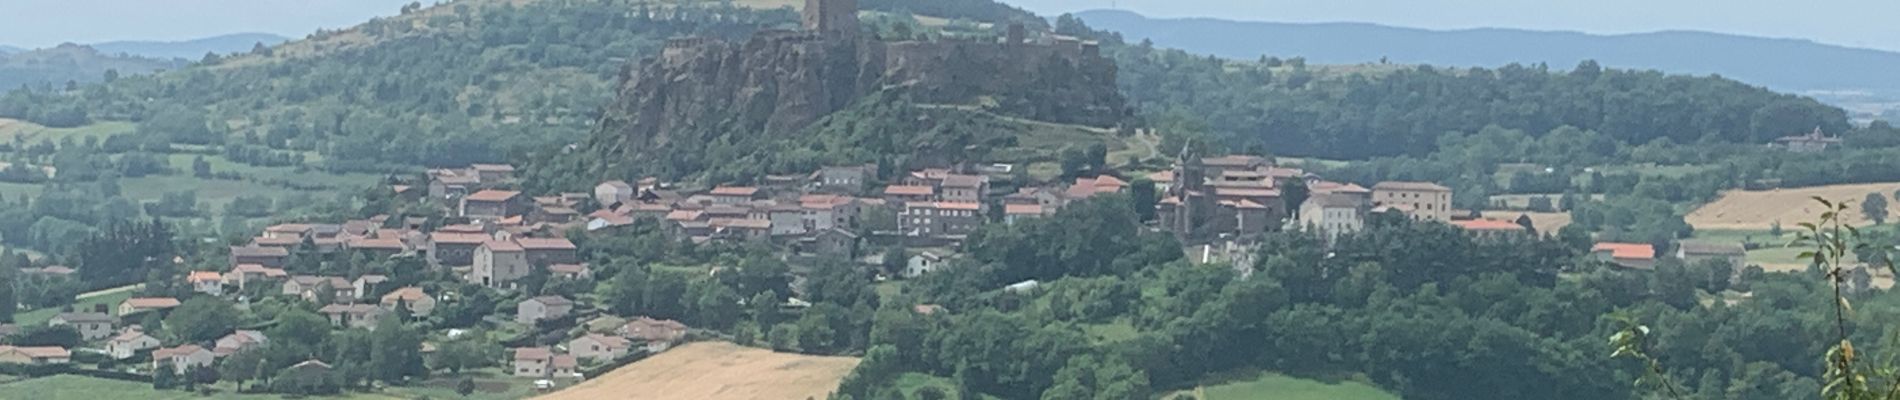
<box><xmin>1592</xmin><ymin>242</ymin><xmax>1658</xmax><ymax>270</ymax></box>
<box><xmin>473</xmin><ymin>240</ymin><xmax>530</xmax><ymax>289</ymax></box>
<box><xmin>569</xmin><ymin>333</ymin><xmax>633</xmax><ymax>362</ymax></box>
<box><xmin>229</xmin><ymin>245</ymin><xmax>290</xmax><ymax>268</ymax></box>
<box><xmin>882</xmin><ymin>185</ymin><xmax>936</xmax><ymax>206</ymax></box>
<box><xmin>905</xmin><ymin>252</ymin><xmax>949</xmax><ymax>278</ymax></box>
<box><xmin>283</xmin><ymin>276</ymin><xmax>354</xmax><ymax>303</ymax></box>
<box><xmin>470</xmin><ymin>164</ymin><xmax>517</xmax><ymax>182</ymax></box>
<box><xmin>214</xmin><ymin>330</ymin><xmax>268</xmax><ymax>356</ymax></box>
<box><xmin>899</xmin><ymin>202</ymin><xmax>982</xmax><ymax>238</ymax></box>
<box><xmin>227</xmin><ymin>264</ymin><xmax>288</xmax><ymax>290</ymax></box>
<box><xmin>117</xmin><ymin>297</ymin><xmax>181</xmax><ymax>317</ymax></box>
<box><xmin>1677</xmin><ymin>241</ymin><xmax>1747</xmax><ymax>270</ymax></box>
<box><xmin>1298</xmin><ymin>194</ymin><xmax>1364</xmax><ymax>242</ymax></box>
<box><xmin>188</xmin><ymin>271</ymin><xmax>223</xmax><ymax>296</ymax></box>
<box><xmin>517</xmin><ymin>237</ymin><xmax>579</xmax><ymax>266</ymax></box>
<box><xmin>618</xmin><ymin>317</ymin><xmax>688</xmax><ymax>353</ymax></box>
<box><xmin>152</xmin><ymin>344</ymin><xmax>215</xmax><ymax>374</ymax></box>
<box><xmin>812</xmin><ymin>228</ymin><xmax>860</xmax><ymax>259</ymax></box>
<box><xmin>381</xmin><ymin>287</ymin><xmax>437</xmax><ymax>316</ymax></box>
<box><xmin>708</xmin><ymin>186</ymin><xmax>762</xmax><ymax>204</ymax></box>
<box><xmin>511</xmin><ymin>347</ymin><xmax>576</xmax><ymax>378</ymax></box>
<box><xmin>106</xmin><ymin>329</ymin><xmax>160</xmax><ymax>359</ymax></box>
<box><xmin>517</xmin><ymin>296</ymin><xmax>574</xmax><ymax>324</ymax></box>
<box><xmin>50</xmin><ymin>312</ymin><xmax>116</xmax><ymax>340</ymax></box>
<box><xmin>317</xmin><ymin>304</ymin><xmax>386</xmax><ymax>329</ymax></box>
<box><xmin>0</xmin><ymin>346</ymin><xmax>70</xmax><ymax>365</ymax></box>
<box><xmin>461</xmin><ymin>190</ymin><xmax>529</xmax><ymax>219</ymax></box>
<box><xmin>1371</xmin><ymin>181</ymin><xmax>1453</xmax><ymax>222</ymax></box>
<box><xmin>811</xmin><ymin>165</ymin><xmax>871</xmax><ymax>193</ymax></box>
<box><xmin>938</xmin><ymin>174</ymin><xmax>988</xmax><ymax>203</ymax></box>
<box><xmin>594</xmin><ymin>180</ymin><xmax>635</xmax><ymax>207</ymax></box>
<box><xmin>429</xmin><ymin>232</ymin><xmax>490</xmax><ymax>267</ymax></box>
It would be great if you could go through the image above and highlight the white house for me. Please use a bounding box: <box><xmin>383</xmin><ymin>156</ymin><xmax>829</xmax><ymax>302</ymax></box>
<box><xmin>106</xmin><ymin>330</ymin><xmax>160</xmax><ymax>360</ymax></box>
<box><xmin>904</xmin><ymin>252</ymin><xmax>949</xmax><ymax>278</ymax></box>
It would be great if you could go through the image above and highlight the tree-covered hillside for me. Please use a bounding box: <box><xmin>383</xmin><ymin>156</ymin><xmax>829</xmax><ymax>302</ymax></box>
<box><xmin>1059</xmin><ymin>18</ymin><xmax>1850</xmax><ymax>160</ymax></box>
<box><xmin>0</xmin><ymin>0</ymin><xmax>794</xmax><ymax>170</ymax></box>
<box><xmin>0</xmin><ymin>44</ymin><xmax>187</xmax><ymax>96</ymax></box>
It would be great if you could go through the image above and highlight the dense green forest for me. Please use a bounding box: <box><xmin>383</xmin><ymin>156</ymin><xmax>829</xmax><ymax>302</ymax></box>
<box><xmin>0</xmin><ymin>0</ymin><xmax>794</xmax><ymax>170</ymax></box>
<box><xmin>1096</xmin><ymin>26</ymin><xmax>1852</xmax><ymax>159</ymax></box>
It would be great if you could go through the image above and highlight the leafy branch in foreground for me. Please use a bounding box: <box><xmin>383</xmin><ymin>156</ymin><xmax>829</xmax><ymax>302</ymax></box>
<box><xmin>1614</xmin><ymin>197</ymin><xmax>1900</xmax><ymax>400</ymax></box>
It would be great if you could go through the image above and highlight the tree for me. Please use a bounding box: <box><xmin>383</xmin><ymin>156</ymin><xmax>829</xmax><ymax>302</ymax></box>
<box><xmin>166</xmin><ymin>297</ymin><xmax>240</xmax><ymax>342</ymax></box>
<box><xmin>0</xmin><ymin>278</ymin><xmax>15</xmax><ymax>322</ymax></box>
<box><xmin>1280</xmin><ymin>179</ymin><xmax>1309</xmax><ymax>218</ymax></box>
<box><xmin>1129</xmin><ymin>178</ymin><xmax>1157</xmax><ymax>221</ymax></box>
<box><xmin>1862</xmin><ymin>192</ymin><xmax>1888</xmax><ymax>224</ymax></box>
<box><xmin>191</xmin><ymin>156</ymin><xmax>212</xmax><ymax>178</ymax></box>
<box><xmin>369</xmin><ymin>314</ymin><xmax>426</xmax><ymax>383</ymax></box>
<box><xmin>219</xmin><ymin>349</ymin><xmax>264</xmax><ymax>391</ymax></box>
<box><xmin>456</xmin><ymin>377</ymin><xmax>477</xmax><ymax>397</ymax></box>
<box><xmin>153</xmin><ymin>364</ymin><xmax>179</xmax><ymax>390</ymax></box>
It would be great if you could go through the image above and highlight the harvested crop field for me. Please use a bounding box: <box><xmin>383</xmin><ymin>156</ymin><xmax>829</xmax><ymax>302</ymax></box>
<box><xmin>1480</xmin><ymin>211</ymin><xmax>1573</xmax><ymax>233</ymax></box>
<box><xmin>1687</xmin><ymin>183</ymin><xmax>1900</xmax><ymax>230</ymax></box>
<box><xmin>535</xmin><ymin>341</ymin><xmax>859</xmax><ymax>400</ymax></box>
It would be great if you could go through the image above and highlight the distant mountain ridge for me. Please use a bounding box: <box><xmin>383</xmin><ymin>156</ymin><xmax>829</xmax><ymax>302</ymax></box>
<box><xmin>1075</xmin><ymin>10</ymin><xmax>1900</xmax><ymax>100</ymax></box>
<box><xmin>90</xmin><ymin>33</ymin><xmax>290</xmax><ymax>60</ymax></box>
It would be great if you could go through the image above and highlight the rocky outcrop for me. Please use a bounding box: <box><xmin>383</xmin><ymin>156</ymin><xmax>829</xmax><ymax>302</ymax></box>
<box><xmin>590</xmin><ymin>29</ymin><xmax>1125</xmax><ymax>171</ymax></box>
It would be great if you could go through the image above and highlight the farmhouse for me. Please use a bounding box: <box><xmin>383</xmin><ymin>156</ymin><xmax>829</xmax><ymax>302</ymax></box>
<box><xmin>152</xmin><ymin>344</ymin><xmax>215</xmax><ymax>374</ymax></box>
<box><xmin>517</xmin><ymin>296</ymin><xmax>574</xmax><ymax>324</ymax></box>
<box><xmin>106</xmin><ymin>329</ymin><xmax>160</xmax><ymax>359</ymax></box>
<box><xmin>0</xmin><ymin>346</ymin><xmax>70</xmax><ymax>365</ymax></box>
<box><xmin>50</xmin><ymin>312</ymin><xmax>116</xmax><ymax>340</ymax></box>
<box><xmin>1592</xmin><ymin>242</ymin><xmax>1658</xmax><ymax>270</ymax></box>
<box><xmin>118</xmin><ymin>297</ymin><xmax>182</xmax><ymax>316</ymax></box>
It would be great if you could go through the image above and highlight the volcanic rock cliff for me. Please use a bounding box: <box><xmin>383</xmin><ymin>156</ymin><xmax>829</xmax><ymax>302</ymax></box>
<box><xmin>589</xmin><ymin>25</ymin><xmax>1125</xmax><ymax>170</ymax></box>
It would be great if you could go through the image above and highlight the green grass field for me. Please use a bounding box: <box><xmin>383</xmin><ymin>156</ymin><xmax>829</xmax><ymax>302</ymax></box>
<box><xmin>1169</xmin><ymin>372</ymin><xmax>1398</xmax><ymax>400</ymax></box>
<box><xmin>0</xmin><ymin>375</ymin><xmax>323</xmax><ymax>400</ymax></box>
<box><xmin>890</xmin><ymin>373</ymin><xmax>1001</xmax><ymax>400</ymax></box>
<box><xmin>0</xmin><ymin>119</ymin><xmax>137</xmax><ymax>145</ymax></box>
<box><xmin>14</xmin><ymin>284</ymin><xmax>139</xmax><ymax>326</ymax></box>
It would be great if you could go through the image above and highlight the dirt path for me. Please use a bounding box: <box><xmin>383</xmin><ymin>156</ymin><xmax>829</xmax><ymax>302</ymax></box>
<box><xmin>535</xmin><ymin>341</ymin><xmax>859</xmax><ymax>400</ymax></box>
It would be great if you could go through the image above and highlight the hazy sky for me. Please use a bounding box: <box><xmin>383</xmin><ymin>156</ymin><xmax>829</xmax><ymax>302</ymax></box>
<box><xmin>1013</xmin><ymin>0</ymin><xmax>1899</xmax><ymax>52</ymax></box>
<box><xmin>0</xmin><ymin>0</ymin><xmax>411</xmax><ymax>47</ymax></box>
<box><xmin>1</xmin><ymin>0</ymin><xmax>1895</xmax><ymax>52</ymax></box>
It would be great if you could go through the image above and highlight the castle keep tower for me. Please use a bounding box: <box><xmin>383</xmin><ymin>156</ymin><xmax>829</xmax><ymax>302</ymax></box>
<box><xmin>803</xmin><ymin>0</ymin><xmax>860</xmax><ymax>40</ymax></box>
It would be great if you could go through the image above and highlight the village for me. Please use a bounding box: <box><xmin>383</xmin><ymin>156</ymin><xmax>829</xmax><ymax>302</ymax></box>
<box><xmin>0</xmin><ymin>144</ymin><xmax>1755</xmax><ymax>394</ymax></box>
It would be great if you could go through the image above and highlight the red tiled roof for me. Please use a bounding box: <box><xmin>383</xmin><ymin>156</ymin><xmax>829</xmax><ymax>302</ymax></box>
<box><xmin>1214</xmin><ymin>187</ymin><xmax>1281</xmax><ymax>198</ymax></box>
<box><xmin>516</xmin><ymin>238</ymin><xmax>577</xmax><ymax>250</ymax></box>
<box><xmin>708</xmin><ymin>186</ymin><xmax>759</xmax><ymax>197</ymax></box>
<box><xmin>1452</xmin><ymin>219</ymin><xmax>1528</xmax><ymax>231</ymax></box>
<box><xmin>187</xmin><ymin>271</ymin><xmax>222</xmax><ymax>283</ymax></box>
<box><xmin>465</xmin><ymin>190</ymin><xmax>522</xmax><ymax>202</ymax></box>
<box><xmin>1372</xmin><ymin>181</ymin><xmax>1452</xmax><ymax>192</ymax></box>
<box><xmin>1592</xmin><ymin>243</ymin><xmax>1657</xmax><ymax>260</ymax></box>
<box><xmin>482</xmin><ymin>240</ymin><xmax>525</xmax><ymax>252</ymax></box>
<box><xmin>348</xmin><ymin>237</ymin><xmax>406</xmax><ymax>250</ymax></box>
<box><xmin>941</xmin><ymin>174</ymin><xmax>986</xmax><ymax>188</ymax></box>
<box><xmin>883</xmin><ymin>185</ymin><xmax>935</xmax><ymax>196</ymax></box>
<box><xmin>665</xmin><ymin>210</ymin><xmax>704</xmax><ymax>221</ymax></box>
<box><xmin>0</xmin><ymin>346</ymin><xmax>69</xmax><ymax>359</ymax></box>
<box><xmin>431</xmin><ymin>232</ymin><xmax>490</xmax><ymax>245</ymax></box>
<box><xmin>152</xmin><ymin>345</ymin><xmax>206</xmax><ymax>359</ymax></box>
<box><xmin>513</xmin><ymin>347</ymin><xmax>553</xmax><ymax>360</ymax></box>
<box><xmin>1004</xmin><ymin>204</ymin><xmax>1043</xmax><ymax>215</ymax></box>
<box><xmin>710</xmin><ymin>218</ymin><xmax>772</xmax><ymax>230</ymax></box>
<box><xmin>382</xmin><ymin>287</ymin><xmax>429</xmax><ymax>303</ymax></box>
<box><xmin>621</xmin><ymin>317</ymin><xmax>688</xmax><ymax>342</ymax></box>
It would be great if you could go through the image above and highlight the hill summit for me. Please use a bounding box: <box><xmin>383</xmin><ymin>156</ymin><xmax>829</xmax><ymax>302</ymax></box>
<box><xmin>586</xmin><ymin>0</ymin><xmax>1125</xmax><ymax>180</ymax></box>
